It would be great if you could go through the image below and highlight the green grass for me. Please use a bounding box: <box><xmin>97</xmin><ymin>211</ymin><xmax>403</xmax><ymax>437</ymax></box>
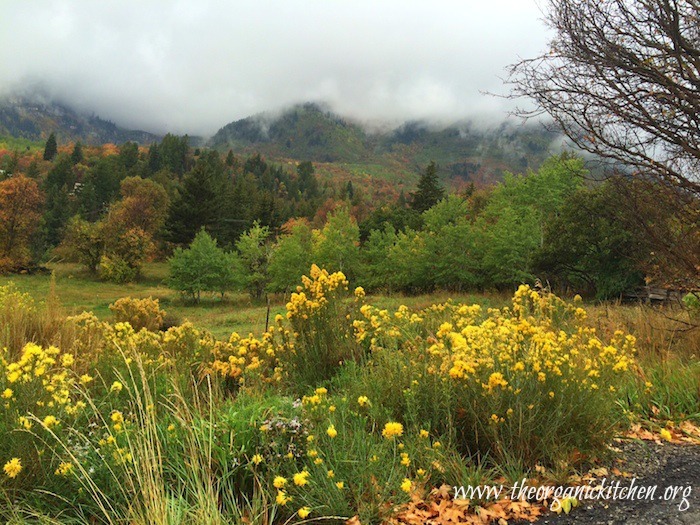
<box><xmin>0</xmin><ymin>263</ymin><xmax>280</xmax><ymax>339</ymax></box>
<box><xmin>0</xmin><ymin>263</ymin><xmax>503</xmax><ymax>340</ymax></box>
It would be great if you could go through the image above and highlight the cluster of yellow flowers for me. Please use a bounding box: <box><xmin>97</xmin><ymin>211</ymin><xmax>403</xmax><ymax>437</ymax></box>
<box><xmin>285</xmin><ymin>264</ymin><xmax>349</xmax><ymax>321</ymax></box>
<box><xmin>352</xmin><ymin>284</ymin><xmax>636</xmax><ymax>447</ymax></box>
<box><xmin>108</xmin><ymin>296</ymin><xmax>165</xmax><ymax>332</ymax></box>
<box><xmin>2</xmin><ymin>342</ymin><xmax>84</xmax><ymax>415</ymax></box>
<box><xmin>207</xmin><ymin>327</ymin><xmax>284</xmax><ymax>386</ymax></box>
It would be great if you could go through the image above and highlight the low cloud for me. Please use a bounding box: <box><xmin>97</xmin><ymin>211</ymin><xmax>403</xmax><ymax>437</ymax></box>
<box><xmin>1</xmin><ymin>0</ymin><xmax>550</xmax><ymax>136</ymax></box>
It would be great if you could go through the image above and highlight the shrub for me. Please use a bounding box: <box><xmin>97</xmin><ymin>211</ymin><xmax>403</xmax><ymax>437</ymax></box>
<box><xmin>99</xmin><ymin>255</ymin><xmax>138</xmax><ymax>284</ymax></box>
<box><xmin>351</xmin><ymin>285</ymin><xmax>636</xmax><ymax>469</ymax></box>
<box><xmin>109</xmin><ymin>297</ymin><xmax>166</xmax><ymax>332</ymax></box>
<box><xmin>279</xmin><ymin>265</ymin><xmax>362</xmax><ymax>387</ymax></box>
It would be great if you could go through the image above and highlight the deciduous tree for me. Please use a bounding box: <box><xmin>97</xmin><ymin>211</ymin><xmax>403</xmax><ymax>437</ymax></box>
<box><xmin>508</xmin><ymin>0</ymin><xmax>700</xmax><ymax>288</ymax></box>
<box><xmin>0</xmin><ymin>176</ymin><xmax>44</xmax><ymax>269</ymax></box>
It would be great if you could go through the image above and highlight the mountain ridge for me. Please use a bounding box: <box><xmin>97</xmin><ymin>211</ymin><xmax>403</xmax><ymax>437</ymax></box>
<box><xmin>0</xmin><ymin>92</ymin><xmax>562</xmax><ymax>185</ymax></box>
<box><xmin>208</xmin><ymin>102</ymin><xmax>560</xmax><ymax>184</ymax></box>
<box><xmin>0</xmin><ymin>93</ymin><xmax>162</xmax><ymax>146</ymax></box>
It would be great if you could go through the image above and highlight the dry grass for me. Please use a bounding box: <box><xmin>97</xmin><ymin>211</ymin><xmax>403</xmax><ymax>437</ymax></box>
<box><xmin>587</xmin><ymin>302</ymin><xmax>699</xmax><ymax>359</ymax></box>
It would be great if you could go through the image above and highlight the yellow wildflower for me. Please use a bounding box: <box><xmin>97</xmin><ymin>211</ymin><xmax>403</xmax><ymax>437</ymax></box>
<box><xmin>298</xmin><ymin>506</ymin><xmax>311</xmax><ymax>519</ymax></box>
<box><xmin>401</xmin><ymin>478</ymin><xmax>412</xmax><ymax>493</ymax></box>
<box><xmin>293</xmin><ymin>470</ymin><xmax>310</xmax><ymax>486</ymax></box>
<box><xmin>110</xmin><ymin>381</ymin><xmax>123</xmax><ymax>393</ymax></box>
<box><xmin>1</xmin><ymin>388</ymin><xmax>12</xmax><ymax>399</ymax></box>
<box><xmin>382</xmin><ymin>422</ymin><xmax>403</xmax><ymax>439</ymax></box>
<box><xmin>111</xmin><ymin>411</ymin><xmax>124</xmax><ymax>426</ymax></box>
<box><xmin>335</xmin><ymin>481</ymin><xmax>344</xmax><ymax>489</ymax></box>
<box><xmin>55</xmin><ymin>462</ymin><xmax>73</xmax><ymax>476</ymax></box>
<box><xmin>43</xmin><ymin>415</ymin><xmax>59</xmax><ymax>428</ymax></box>
<box><xmin>326</xmin><ymin>424</ymin><xmax>337</xmax><ymax>438</ymax></box>
<box><xmin>3</xmin><ymin>458</ymin><xmax>22</xmax><ymax>478</ymax></box>
<box><xmin>273</xmin><ymin>476</ymin><xmax>287</xmax><ymax>489</ymax></box>
<box><xmin>251</xmin><ymin>454</ymin><xmax>263</xmax><ymax>465</ymax></box>
<box><xmin>276</xmin><ymin>491</ymin><xmax>290</xmax><ymax>506</ymax></box>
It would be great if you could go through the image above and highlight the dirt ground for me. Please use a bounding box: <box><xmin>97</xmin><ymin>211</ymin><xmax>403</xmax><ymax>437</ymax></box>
<box><xmin>536</xmin><ymin>441</ymin><xmax>700</xmax><ymax>525</ymax></box>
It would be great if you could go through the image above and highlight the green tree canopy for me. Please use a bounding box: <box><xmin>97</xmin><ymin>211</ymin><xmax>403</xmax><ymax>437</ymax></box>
<box><xmin>268</xmin><ymin>220</ymin><xmax>314</xmax><ymax>293</ymax></box>
<box><xmin>169</xmin><ymin>229</ymin><xmax>244</xmax><ymax>302</ymax></box>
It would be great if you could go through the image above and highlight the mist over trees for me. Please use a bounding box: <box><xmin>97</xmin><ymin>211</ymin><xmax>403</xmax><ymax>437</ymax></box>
<box><xmin>0</xmin><ymin>117</ymin><xmax>690</xmax><ymax>300</ymax></box>
<box><xmin>509</xmin><ymin>0</ymin><xmax>700</xmax><ymax>290</ymax></box>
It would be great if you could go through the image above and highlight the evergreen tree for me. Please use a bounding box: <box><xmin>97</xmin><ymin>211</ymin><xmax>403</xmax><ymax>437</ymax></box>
<box><xmin>410</xmin><ymin>161</ymin><xmax>445</xmax><ymax>213</ymax></box>
<box><xmin>119</xmin><ymin>142</ymin><xmax>140</xmax><ymax>172</ymax></box>
<box><xmin>43</xmin><ymin>133</ymin><xmax>58</xmax><ymax>161</ymax></box>
<box><xmin>345</xmin><ymin>180</ymin><xmax>354</xmax><ymax>200</ymax></box>
<box><xmin>160</xmin><ymin>134</ymin><xmax>190</xmax><ymax>177</ymax></box>
<box><xmin>225</xmin><ymin>149</ymin><xmax>236</xmax><ymax>167</ymax></box>
<box><xmin>70</xmin><ymin>142</ymin><xmax>83</xmax><ymax>165</ymax></box>
<box><xmin>165</xmin><ymin>150</ymin><xmax>229</xmax><ymax>245</ymax></box>
<box><xmin>297</xmin><ymin>161</ymin><xmax>318</xmax><ymax>198</ymax></box>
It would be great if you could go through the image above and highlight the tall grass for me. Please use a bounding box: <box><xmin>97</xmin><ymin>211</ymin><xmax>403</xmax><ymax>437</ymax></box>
<box><xmin>589</xmin><ymin>303</ymin><xmax>700</xmax><ymax>421</ymax></box>
<box><xmin>0</xmin><ymin>279</ymin><xmax>65</xmax><ymax>356</ymax></box>
<box><xmin>33</xmin><ymin>350</ymin><xmax>277</xmax><ymax>525</ymax></box>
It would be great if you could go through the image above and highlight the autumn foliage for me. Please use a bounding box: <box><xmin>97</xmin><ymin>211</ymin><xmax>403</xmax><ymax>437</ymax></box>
<box><xmin>0</xmin><ymin>175</ymin><xmax>44</xmax><ymax>272</ymax></box>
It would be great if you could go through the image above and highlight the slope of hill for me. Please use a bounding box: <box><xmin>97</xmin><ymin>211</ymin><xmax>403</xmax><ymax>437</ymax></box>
<box><xmin>208</xmin><ymin>103</ymin><xmax>560</xmax><ymax>185</ymax></box>
<box><xmin>209</xmin><ymin>103</ymin><xmax>371</xmax><ymax>163</ymax></box>
<box><xmin>0</xmin><ymin>94</ymin><xmax>161</xmax><ymax>146</ymax></box>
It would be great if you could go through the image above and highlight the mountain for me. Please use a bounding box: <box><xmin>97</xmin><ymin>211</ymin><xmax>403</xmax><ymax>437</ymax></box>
<box><xmin>208</xmin><ymin>103</ymin><xmax>561</xmax><ymax>185</ymax></box>
<box><xmin>0</xmin><ymin>94</ymin><xmax>161</xmax><ymax>146</ymax></box>
<box><xmin>209</xmin><ymin>103</ymin><xmax>370</xmax><ymax>163</ymax></box>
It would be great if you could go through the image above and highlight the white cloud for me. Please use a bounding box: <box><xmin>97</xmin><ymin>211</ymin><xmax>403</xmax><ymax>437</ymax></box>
<box><xmin>0</xmin><ymin>0</ymin><xmax>550</xmax><ymax>135</ymax></box>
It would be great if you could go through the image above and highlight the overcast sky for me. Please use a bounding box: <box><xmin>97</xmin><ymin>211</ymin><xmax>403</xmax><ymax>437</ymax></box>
<box><xmin>1</xmin><ymin>1</ymin><xmax>550</xmax><ymax>136</ymax></box>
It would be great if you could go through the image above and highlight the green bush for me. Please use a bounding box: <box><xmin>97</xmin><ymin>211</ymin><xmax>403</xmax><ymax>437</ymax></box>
<box><xmin>168</xmin><ymin>229</ymin><xmax>244</xmax><ymax>302</ymax></box>
<box><xmin>100</xmin><ymin>255</ymin><xmax>138</xmax><ymax>284</ymax></box>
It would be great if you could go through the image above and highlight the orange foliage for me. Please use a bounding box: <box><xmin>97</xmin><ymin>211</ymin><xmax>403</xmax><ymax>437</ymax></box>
<box><xmin>0</xmin><ymin>175</ymin><xmax>44</xmax><ymax>268</ymax></box>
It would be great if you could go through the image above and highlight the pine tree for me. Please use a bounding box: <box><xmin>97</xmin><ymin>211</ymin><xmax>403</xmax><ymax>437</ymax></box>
<box><xmin>225</xmin><ymin>149</ymin><xmax>236</xmax><ymax>167</ymax></box>
<box><xmin>410</xmin><ymin>161</ymin><xmax>445</xmax><ymax>213</ymax></box>
<box><xmin>165</xmin><ymin>151</ymin><xmax>229</xmax><ymax>245</ymax></box>
<box><xmin>70</xmin><ymin>142</ymin><xmax>83</xmax><ymax>165</ymax></box>
<box><xmin>43</xmin><ymin>133</ymin><xmax>58</xmax><ymax>161</ymax></box>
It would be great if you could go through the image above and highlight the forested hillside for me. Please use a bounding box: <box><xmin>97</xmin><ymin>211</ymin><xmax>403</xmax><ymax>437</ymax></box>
<box><xmin>0</xmin><ymin>94</ymin><xmax>161</xmax><ymax>145</ymax></box>
<box><xmin>209</xmin><ymin>103</ymin><xmax>559</xmax><ymax>185</ymax></box>
<box><xmin>0</xmin><ymin>129</ymin><xmax>687</xmax><ymax>300</ymax></box>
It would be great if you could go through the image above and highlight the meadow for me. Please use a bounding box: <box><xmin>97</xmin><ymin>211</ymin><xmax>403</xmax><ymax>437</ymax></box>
<box><xmin>0</xmin><ymin>263</ymin><xmax>500</xmax><ymax>339</ymax></box>
<box><xmin>0</xmin><ymin>264</ymin><xmax>698</xmax><ymax>524</ymax></box>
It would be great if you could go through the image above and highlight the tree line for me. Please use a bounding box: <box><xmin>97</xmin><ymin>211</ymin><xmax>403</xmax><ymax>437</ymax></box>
<box><xmin>168</xmin><ymin>154</ymin><xmax>666</xmax><ymax>302</ymax></box>
<box><xmin>0</xmin><ymin>131</ymin><xmax>690</xmax><ymax>299</ymax></box>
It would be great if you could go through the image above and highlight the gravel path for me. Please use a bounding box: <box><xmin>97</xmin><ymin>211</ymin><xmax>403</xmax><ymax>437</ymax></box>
<box><xmin>536</xmin><ymin>441</ymin><xmax>700</xmax><ymax>525</ymax></box>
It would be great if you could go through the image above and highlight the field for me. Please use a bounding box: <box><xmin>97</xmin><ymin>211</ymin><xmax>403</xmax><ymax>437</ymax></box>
<box><xmin>0</xmin><ymin>263</ymin><xmax>501</xmax><ymax>339</ymax></box>
<box><xmin>0</xmin><ymin>264</ymin><xmax>698</xmax><ymax>524</ymax></box>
